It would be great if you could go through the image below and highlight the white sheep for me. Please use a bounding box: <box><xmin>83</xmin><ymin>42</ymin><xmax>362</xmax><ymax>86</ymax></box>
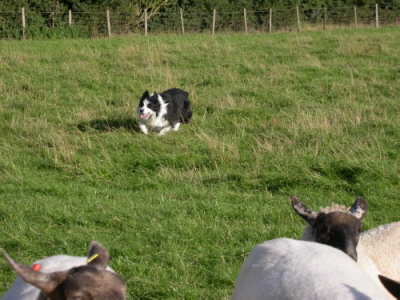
<box><xmin>232</xmin><ymin>238</ymin><xmax>390</xmax><ymax>300</ymax></box>
<box><xmin>1</xmin><ymin>241</ymin><xmax>126</xmax><ymax>300</ymax></box>
<box><xmin>291</xmin><ymin>196</ymin><xmax>400</xmax><ymax>298</ymax></box>
<box><xmin>357</xmin><ymin>222</ymin><xmax>400</xmax><ymax>296</ymax></box>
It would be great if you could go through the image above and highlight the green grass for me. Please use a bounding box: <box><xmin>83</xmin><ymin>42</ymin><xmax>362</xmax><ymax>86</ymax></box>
<box><xmin>0</xmin><ymin>28</ymin><xmax>399</xmax><ymax>299</ymax></box>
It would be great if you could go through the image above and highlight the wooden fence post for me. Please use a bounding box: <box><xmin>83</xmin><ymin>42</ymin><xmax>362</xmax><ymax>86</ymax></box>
<box><xmin>296</xmin><ymin>6</ymin><xmax>301</xmax><ymax>32</ymax></box>
<box><xmin>106</xmin><ymin>9</ymin><xmax>111</xmax><ymax>38</ymax></box>
<box><xmin>14</xmin><ymin>5</ymin><xmax>382</xmax><ymax>38</ymax></box>
<box><xmin>244</xmin><ymin>8</ymin><xmax>248</xmax><ymax>35</ymax></box>
<box><xmin>180</xmin><ymin>8</ymin><xmax>184</xmax><ymax>34</ymax></box>
<box><xmin>21</xmin><ymin>7</ymin><xmax>26</xmax><ymax>39</ymax></box>
<box><xmin>269</xmin><ymin>8</ymin><xmax>272</xmax><ymax>33</ymax></box>
<box><xmin>212</xmin><ymin>9</ymin><xmax>216</xmax><ymax>35</ymax></box>
<box><xmin>144</xmin><ymin>10</ymin><xmax>148</xmax><ymax>36</ymax></box>
<box><xmin>354</xmin><ymin>6</ymin><xmax>358</xmax><ymax>28</ymax></box>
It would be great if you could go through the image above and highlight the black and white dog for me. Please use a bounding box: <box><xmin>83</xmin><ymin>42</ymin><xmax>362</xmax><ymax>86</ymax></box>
<box><xmin>137</xmin><ymin>88</ymin><xmax>192</xmax><ymax>135</ymax></box>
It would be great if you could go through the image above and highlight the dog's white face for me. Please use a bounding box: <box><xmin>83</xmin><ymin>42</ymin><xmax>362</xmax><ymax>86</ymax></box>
<box><xmin>137</xmin><ymin>99</ymin><xmax>155</xmax><ymax>120</ymax></box>
<box><xmin>137</xmin><ymin>90</ymin><xmax>164</xmax><ymax>122</ymax></box>
<box><xmin>137</xmin><ymin>91</ymin><xmax>171</xmax><ymax>135</ymax></box>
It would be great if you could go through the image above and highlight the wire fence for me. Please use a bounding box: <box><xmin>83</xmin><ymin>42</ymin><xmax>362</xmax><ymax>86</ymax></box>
<box><xmin>0</xmin><ymin>4</ymin><xmax>398</xmax><ymax>39</ymax></box>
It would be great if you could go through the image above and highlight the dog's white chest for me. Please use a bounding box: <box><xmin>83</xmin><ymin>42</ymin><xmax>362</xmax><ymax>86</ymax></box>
<box><xmin>138</xmin><ymin>114</ymin><xmax>173</xmax><ymax>135</ymax></box>
<box><xmin>141</xmin><ymin>115</ymin><xmax>169</xmax><ymax>130</ymax></box>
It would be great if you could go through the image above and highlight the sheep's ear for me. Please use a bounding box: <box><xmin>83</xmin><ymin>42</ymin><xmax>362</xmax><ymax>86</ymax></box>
<box><xmin>141</xmin><ymin>90</ymin><xmax>150</xmax><ymax>100</ymax></box>
<box><xmin>290</xmin><ymin>196</ymin><xmax>318</xmax><ymax>226</ymax></box>
<box><xmin>3</xmin><ymin>253</ymin><xmax>68</xmax><ymax>294</ymax></box>
<box><xmin>87</xmin><ymin>241</ymin><xmax>109</xmax><ymax>271</ymax></box>
<box><xmin>379</xmin><ymin>275</ymin><xmax>400</xmax><ymax>298</ymax></box>
<box><xmin>349</xmin><ymin>197</ymin><xmax>368</xmax><ymax>219</ymax></box>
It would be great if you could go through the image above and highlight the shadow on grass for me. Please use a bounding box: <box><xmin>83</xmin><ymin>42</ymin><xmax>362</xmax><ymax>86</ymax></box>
<box><xmin>201</xmin><ymin>174</ymin><xmax>309</xmax><ymax>194</ymax></box>
<box><xmin>77</xmin><ymin>118</ymin><xmax>139</xmax><ymax>133</ymax></box>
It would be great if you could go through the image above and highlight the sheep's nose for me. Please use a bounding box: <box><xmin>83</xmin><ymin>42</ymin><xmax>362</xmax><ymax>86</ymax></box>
<box><xmin>340</xmin><ymin>239</ymin><xmax>358</xmax><ymax>261</ymax></box>
<box><xmin>349</xmin><ymin>252</ymin><xmax>357</xmax><ymax>261</ymax></box>
<box><xmin>347</xmin><ymin>248</ymin><xmax>358</xmax><ymax>261</ymax></box>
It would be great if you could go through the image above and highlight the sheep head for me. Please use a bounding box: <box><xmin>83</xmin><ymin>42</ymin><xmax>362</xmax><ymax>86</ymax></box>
<box><xmin>291</xmin><ymin>196</ymin><xmax>368</xmax><ymax>261</ymax></box>
<box><xmin>3</xmin><ymin>241</ymin><xmax>126</xmax><ymax>300</ymax></box>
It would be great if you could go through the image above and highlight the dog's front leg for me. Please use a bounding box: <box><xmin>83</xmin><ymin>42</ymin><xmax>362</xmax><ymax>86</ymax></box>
<box><xmin>158</xmin><ymin>126</ymin><xmax>172</xmax><ymax>136</ymax></box>
<box><xmin>172</xmin><ymin>123</ymin><xmax>181</xmax><ymax>132</ymax></box>
<box><xmin>139</xmin><ymin>123</ymin><xmax>149</xmax><ymax>135</ymax></box>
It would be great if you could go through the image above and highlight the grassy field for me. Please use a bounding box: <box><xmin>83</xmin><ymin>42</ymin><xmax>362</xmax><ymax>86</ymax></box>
<box><xmin>0</xmin><ymin>27</ymin><xmax>399</xmax><ymax>299</ymax></box>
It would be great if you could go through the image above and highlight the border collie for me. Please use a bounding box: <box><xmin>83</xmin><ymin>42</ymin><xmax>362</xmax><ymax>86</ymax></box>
<box><xmin>137</xmin><ymin>88</ymin><xmax>192</xmax><ymax>135</ymax></box>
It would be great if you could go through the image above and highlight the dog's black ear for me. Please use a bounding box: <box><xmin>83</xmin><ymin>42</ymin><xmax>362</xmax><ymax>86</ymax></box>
<box><xmin>141</xmin><ymin>90</ymin><xmax>150</xmax><ymax>100</ymax></box>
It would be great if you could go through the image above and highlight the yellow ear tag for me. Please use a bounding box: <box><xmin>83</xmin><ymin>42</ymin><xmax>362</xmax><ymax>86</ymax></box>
<box><xmin>87</xmin><ymin>253</ymin><xmax>99</xmax><ymax>263</ymax></box>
